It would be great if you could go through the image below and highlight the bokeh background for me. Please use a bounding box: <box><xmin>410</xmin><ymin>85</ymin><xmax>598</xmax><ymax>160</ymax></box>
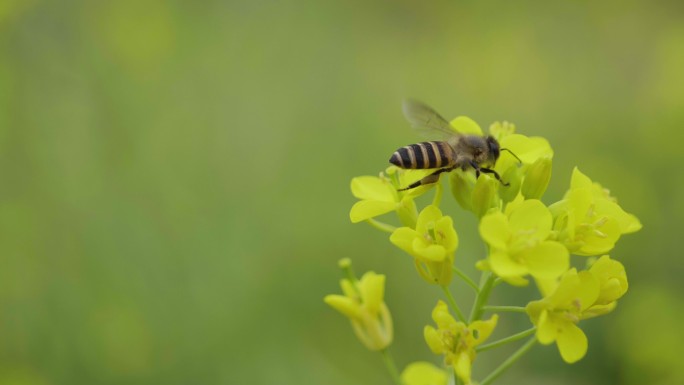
<box><xmin>1</xmin><ymin>0</ymin><xmax>683</xmax><ymax>384</ymax></box>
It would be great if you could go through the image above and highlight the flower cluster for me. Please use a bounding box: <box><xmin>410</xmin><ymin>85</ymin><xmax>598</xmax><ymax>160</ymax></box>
<box><xmin>327</xmin><ymin>106</ymin><xmax>641</xmax><ymax>385</ymax></box>
<box><xmin>526</xmin><ymin>255</ymin><xmax>628</xmax><ymax>362</ymax></box>
<box><xmin>424</xmin><ymin>301</ymin><xmax>498</xmax><ymax>384</ymax></box>
<box><xmin>550</xmin><ymin>168</ymin><xmax>642</xmax><ymax>256</ymax></box>
<box><xmin>390</xmin><ymin>205</ymin><xmax>458</xmax><ymax>285</ymax></box>
<box><xmin>324</xmin><ymin>259</ymin><xmax>393</xmax><ymax>351</ymax></box>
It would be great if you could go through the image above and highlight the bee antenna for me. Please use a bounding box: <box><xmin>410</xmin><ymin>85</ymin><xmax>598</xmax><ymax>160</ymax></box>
<box><xmin>501</xmin><ymin>148</ymin><xmax>523</xmax><ymax>164</ymax></box>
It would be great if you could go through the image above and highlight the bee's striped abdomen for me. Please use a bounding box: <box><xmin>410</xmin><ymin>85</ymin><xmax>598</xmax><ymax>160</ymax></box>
<box><xmin>389</xmin><ymin>141</ymin><xmax>452</xmax><ymax>169</ymax></box>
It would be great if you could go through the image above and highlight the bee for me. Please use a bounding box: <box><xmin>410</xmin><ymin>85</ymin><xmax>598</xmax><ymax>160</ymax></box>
<box><xmin>390</xmin><ymin>100</ymin><xmax>520</xmax><ymax>191</ymax></box>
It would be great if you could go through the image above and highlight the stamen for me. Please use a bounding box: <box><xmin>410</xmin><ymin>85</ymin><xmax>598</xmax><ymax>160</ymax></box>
<box><xmin>593</xmin><ymin>229</ymin><xmax>607</xmax><ymax>238</ymax></box>
<box><xmin>594</xmin><ymin>217</ymin><xmax>608</xmax><ymax>227</ymax></box>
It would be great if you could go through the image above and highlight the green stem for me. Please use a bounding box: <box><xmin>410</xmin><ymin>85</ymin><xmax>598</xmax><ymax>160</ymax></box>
<box><xmin>366</xmin><ymin>218</ymin><xmax>398</xmax><ymax>233</ymax></box>
<box><xmin>452</xmin><ymin>266</ymin><xmax>479</xmax><ymax>293</ymax></box>
<box><xmin>338</xmin><ymin>259</ymin><xmax>361</xmax><ymax>298</ymax></box>
<box><xmin>432</xmin><ymin>182</ymin><xmax>443</xmax><ymax>207</ymax></box>
<box><xmin>480</xmin><ymin>337</ymin><xmax>536</xmax><ymax>385</ymax></box>
<box><xmin>482</xmin><ymin>306</ymin><xmax>526</xmax><ymax>313</ymax></box>
<box><xmin>476</xmin><ymin>327</ymin><xmax>536</xmax><ymax>353</ymax></box>
<box><xmin>468</xmin><ymin>272</ymin><xmax>496</xmax><ymax>323</ymax></box>
<box><xmin>440</xmin><ymin>285</ymin><xmax>467</xmax><ymax>323</ymax></box>
<box><xmin>380</xmin><ymin>348</ymin><xmax>402</xmax><ymax>385</ymax></box>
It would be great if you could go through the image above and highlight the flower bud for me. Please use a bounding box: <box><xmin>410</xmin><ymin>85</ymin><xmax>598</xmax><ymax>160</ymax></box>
<box><xmin>396</xmin><ymin>196</ymin><xmax>418</xmax><ymax>228</ymax></box>
<box><xmin>489</xmin><ymin>121</ymin><xmax>516</xmax><ymax>140</ymax></box>
<box><xmin>521</xmin><ymin>156</ymin><xmax>552</xmax><ymax>199</ymax></box>
<box><xmin>324</xmin><ymin>271</ymin><xmax>394</xmax><ymax>351</ymax></box>
<box><xmin>589</xmin><ymin>255</ymin><xmax>628</xmax><ymax>305</ymax></box>
<box><xmin>449</xmin><ymin>169</ymin><xmax>475</xmax><ymax>212</ymax></box>
<box><xmin>471</xmin><ymin>174</ymin><xmax>499</xmax><ymax>218</ymax></box>
<box><xmin>499</xmin><ymin>164</ymin><xmax>523</xmax><ymax>204</ymax></box>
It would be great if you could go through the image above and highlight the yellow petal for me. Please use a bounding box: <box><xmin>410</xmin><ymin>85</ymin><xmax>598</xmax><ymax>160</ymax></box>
<box><xmin>575</xmin><ymin>217</ymin><xmax>621</xmax><ymax>256</ymax></box>
<box><xmin>479</xmin><ymin>212</ymin><xmax>510</xmax><ymax>250</ymax></box>
<box><xmin>416</xmin><ymin>205</ymin><xmax>443</xmax><ymax>234</ymax></box>
<box><xmin>499</xmin><ymin>134</ymin><xmax>553</xmax><ymax>164</ymax></box>
<box><xmin>489</xmin><ymin>250</ymin><xmax>528</xmax><ymax>278</ymax></box>
<box><xmin>535</xmin><ymin>309</ymin><xmax>557</xmax><ymax>344</ymax></box>
<box><xmin>582</xmin><ymin>302</ymin><xmax>617</xmax><ymax>319</ymax></box>
<box><xmin>545</xmin><ymin>269</ymin><xmax>581</xmax><ymax>308</ymax></box>
<box><xmin>489</xmin><ymin>121</ymin><xmax>516</xmax><ymax>139</ymax></box>
<box><xmin>566</xmin><ymin>188</ymin><xmax>593</xmax><ymax>224</ymax></box>
<box><xmin>556</xmin><ymin>322</ymin><xmax>588</xmax><ymax>363</ymax></box>
<box><xmin>351</xmin><ymin>176</ymin><xmax>395</xmax><ymax>201</ymax></box>
<box><xmin>401</xmin><ymin>362</ymin><xmax>448</xmax><ymax>385</ymax></box>
<box><xmin>340</xmin><ymin>279</ymin><xmax>356</xmax><ymax>298</ymax></box>
<box><xmin>589</xmin><ymin>255</ymin><xmax>628</xmax><ymax>304</ymax></box>
<box><xmin>359</xmin><ymin>272</ymin><xmax>385</xmax><ymax>314</ymax></box>
<box><xmin>423</xmin><ymin>326</ymin><xmax>444</xmax><ymax>354</ymax></box>
<box><xmin>431</xmin><ymin>300</ymin><xmax>458</xmax><ymax>330</ymax></box>
<box><xmin>324</xmin><ymin>295</ymin><xmax>361</xmax><ymax>320</ymax></box>
<box><xmin>523</xmin><ymin>241</ymin><xmax>569</xmax><ymax>280</ymax></box>
<box><xmin>570</xmin><ymin>167</ymin><xmax>593</xmax><ymax>190</ymax></box>
<box><xmin>594</xmin><ymin>198</ymin><xmax>642</xmax><ymax>234</ymax></box>
<box><xmin>350</xmin><ymin>200</ymin><xmax>397</xmax><ymax>223</ymax></box>
<box><xmin>469</xmin><ymin>314</ymin><xmax>498</xmax><ymax>346</ymax></box>
<box><xmin>454</xmin><ymin>352</ymin><xmax>472</xmax><ymax>385</ymax></box>
<box><xmin>412</xmin><ymin>237</ymin><xmax>447</xmax><ymax>261</ymax></box>
<box><xmin>534</xmin><ymin>276</ymin><xmax>560</xmax><ymax>298</ymax></box>
<box><xmin>390</xmin><ymin>227</ymin><xmax>418</xmax><ymax>255</ymax></box>
<box><xmin>435</xmin><ymin>216</ymin><xmax>459</xmax><ymax>252</ymax></box>
<box><xmin>449</xmin><ymin>116</ymin><xmax>483</xmax><ymax>135</ymax></box>
<box><xmin>499</xmin><ymin>275</ymin><xmax>530</xmax><ymax>286</ymax></box>
<box><xmin>508</xmin><ymin>199</ymin><xmax>552</xmax><ymax>239</ymax></box>
<box><xmin>575</xmin><ymin>271</ymin><xmax>600</xmax><ymax>312</ymax></box>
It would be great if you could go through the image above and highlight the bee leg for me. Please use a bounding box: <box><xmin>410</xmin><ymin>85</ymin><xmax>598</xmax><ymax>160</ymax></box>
<box><xmin>398</xmin><ymin>167</ymin><xmax>453</xmax><ymax>191</ymax></box>
<box><xmin>479</xmin><ymin>167</ymin><xmax>509</xmax><ymax>187</ymax></box>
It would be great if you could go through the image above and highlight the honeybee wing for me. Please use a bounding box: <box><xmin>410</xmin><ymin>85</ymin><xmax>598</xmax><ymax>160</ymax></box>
<box><xmin>402</xmin><ymin>99</ymin><xmax>463</xmax><ymax>139</ymax></box>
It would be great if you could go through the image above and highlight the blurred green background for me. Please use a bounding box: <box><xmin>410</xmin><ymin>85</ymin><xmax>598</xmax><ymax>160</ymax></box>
<box><xmin>1</xmin><ymin>0</ymin><xmax>683</xmax><ymax>384</ymax></box>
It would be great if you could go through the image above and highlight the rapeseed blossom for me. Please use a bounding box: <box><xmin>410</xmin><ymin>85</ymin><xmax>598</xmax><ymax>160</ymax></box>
<box><xmin>424</xmin><ymin>300</ymin><xmax>498</xmax><ymax>384</ymax></box>
<box><xmin>324</xmin><ymin>261</ymin><xmax>393</xmax><ymax>351</ymax></box>
<box><xmin>390</xmin><ymin>205</ymin><xmax>459</xmax><ymax>285</ymax></box>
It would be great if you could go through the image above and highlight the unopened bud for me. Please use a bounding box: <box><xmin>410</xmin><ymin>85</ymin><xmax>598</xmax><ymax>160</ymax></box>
<box><xmin>499</xmin><ymin>164</ymin><xmax>523</xmax><ymax>204</ymax></box>
<box><xmin>450</xmin><ymin>170</ymin><xmax>475</xmax><ymax>212</ymax></box>
<box><xmin>522</xmin><ymin>156</ymin><xmax>552</xmax><ymax>199</ymax></box>
<box><xmin>396</xmin><ymin>196</ymin><xmax>418</xmax><ymax>228</ymax></box>
<box><xmin>471</xmin><ymin>174</ymin><xmax>499</xmax><ymax>218</ymax></box>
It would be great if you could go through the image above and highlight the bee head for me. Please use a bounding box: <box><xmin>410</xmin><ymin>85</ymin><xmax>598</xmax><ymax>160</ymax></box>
<box><xmin>485</xmin><ymin>135</ymin><xmax>501</xmax><ymax>161</ymax></box>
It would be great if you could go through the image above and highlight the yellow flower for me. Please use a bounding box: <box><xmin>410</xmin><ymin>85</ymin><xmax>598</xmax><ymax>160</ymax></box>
<box><xmin>526</xmin><ymin>269</ymin><xmax>598</xmax><ymax>363</ymax></box>
<box><xmin>350</xmin><ymin>166</ymin><xmax>432</xmax><ymax>227</ymax></box>
<box><xmin>390</xmin><ymin>205</ymin><xmax>459</xmax><ymax>285</ymax></box>
<box><xmin>324</xmin><ymin>269</ymin><xmax>393</xmax><ymax>351</ymax></box>
<box><xmin>582</xmin><ymin>255</ymin><xmax>628</xmax><ymax>318</ymax></box>
<box><xmin>487</xmin><ymin>121</ymin><xmax>554</xmax><ymax>177</ymax></box>
<box><xmin>526</xmin><ymin>257</ymin><xmax>628</xmax><ymax>363</ymax></box>
<box><xmin>424</xmin><ymin>301</ymin><xmax>498</xmax><ymax>385</ymax></box>
<box><xmin>479</xmin><ymin>198</ymin><xmax>569</xmax><ymax>285</ymax></box>
<box><xmin>549</xmin><ymin>168</ymin><xmax>642</xmax><ymax>256</ymax></box>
